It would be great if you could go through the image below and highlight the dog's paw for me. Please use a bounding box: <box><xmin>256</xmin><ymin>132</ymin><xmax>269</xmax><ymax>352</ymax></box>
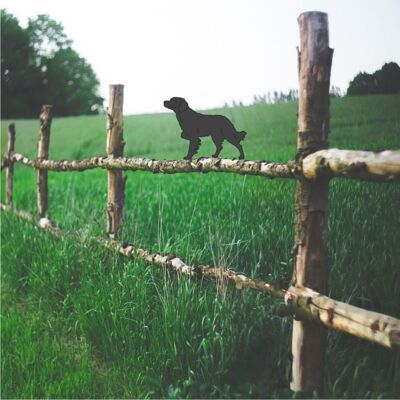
<box><xmin>183</xmin><ymin>156</ymin><xmax>192</xmax><ymax>161</ymax></box>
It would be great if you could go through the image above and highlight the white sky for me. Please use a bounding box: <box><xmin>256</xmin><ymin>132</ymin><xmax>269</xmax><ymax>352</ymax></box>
<box><xmin>2</xmin><ymin>0</ymin><xmax>400</xmax><ymax>115</ymax></box>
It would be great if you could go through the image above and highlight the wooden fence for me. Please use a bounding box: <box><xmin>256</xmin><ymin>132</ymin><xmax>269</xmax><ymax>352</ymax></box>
<box><xmin>1</xmin><ymin>11</ymin><xmax>400</xmax><ymax>395</ymax></box>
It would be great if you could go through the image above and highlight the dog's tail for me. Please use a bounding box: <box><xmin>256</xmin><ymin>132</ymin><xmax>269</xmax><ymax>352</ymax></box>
<box><xmin>236</xmin><ymin>131</ymin><xmax>247</xmax><ymax>141</ymax></box>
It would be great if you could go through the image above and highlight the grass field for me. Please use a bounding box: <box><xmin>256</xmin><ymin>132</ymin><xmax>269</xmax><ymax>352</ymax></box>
<box><xmin>1</xmin><ymin>94</ymin><xmax>400</xmax><ymax>398</ymax></box>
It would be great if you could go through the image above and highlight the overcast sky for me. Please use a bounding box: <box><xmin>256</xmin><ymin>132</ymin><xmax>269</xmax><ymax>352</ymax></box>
<box><xmin>2</xmin><ymin>0</ymin><xmax>400</xmax><ymax>115</ymax></box>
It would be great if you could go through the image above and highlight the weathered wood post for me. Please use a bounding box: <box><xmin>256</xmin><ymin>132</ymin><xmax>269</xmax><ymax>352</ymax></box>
<box><xmin>291</xmin><ymin>12</ymin><xmax>333</xmax><ymax>393</ymax></box>
<box><xmin>37</xmin><ymin>105</ymin><xmax>53</xmax><ymax>218</ymax></box>
<box><xmin>106</xmin><ymin>84</ymin><xmax>125</xmax><ymax>239</ymax></box>
<box><xmin>6</xmin><ymin>123</ymin><xmax>16</xmax><ymax>206</ymax></box>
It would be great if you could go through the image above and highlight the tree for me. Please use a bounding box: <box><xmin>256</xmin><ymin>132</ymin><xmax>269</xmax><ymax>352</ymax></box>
<box><xmin>27</xmin><ymin>14</ymin><xmax>72</xmax><ymax>58</ymax></box>
<box><xmin>43</xmin><ymin>48</ymin><xmax>103</xmax><ymax>115</ymax></box>
<box><xmin>347</xmin><ymin>72</ymin><xmax>378</xmax><ymax>95</ymax></box>
<box><xmin>1</xmin><ymin>10</ymin><xmax>103</xmax><ymax>118</ymax></box>
<box><xmin>374</xmin><ymin>62</ymin><xmax>400</xmax><ymax>94</ymax></box>
<box><xmin>347</xmin><ymin>62</ymin><xmax>400</xmax><ymax>96</ymax></box>
<box><xmin>1</xmin><ymin>9</ymin><xmax>40</xmax><ymax>117</ymax></box>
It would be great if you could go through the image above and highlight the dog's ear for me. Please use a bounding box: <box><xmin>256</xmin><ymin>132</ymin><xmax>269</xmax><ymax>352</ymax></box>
<box><xmin>178</xmin><ymin>99</ymin><xmax>189</xmax><ymax>113</ymax></box>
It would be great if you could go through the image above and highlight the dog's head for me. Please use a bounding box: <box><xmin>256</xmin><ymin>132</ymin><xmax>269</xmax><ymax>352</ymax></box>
<box><xmin>163</xmin><ymin>97</ymin><xmax>189</xmax><ymax>113</ymax></box>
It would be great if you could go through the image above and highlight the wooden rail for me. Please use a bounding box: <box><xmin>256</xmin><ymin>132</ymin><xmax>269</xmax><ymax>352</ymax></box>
<box><xmin>1</xmin><ymin>11</ymin><xmax>399</xmax><ymax>396</ymax></box>
<box><xmin>5</xmin><ymin>149</ymin><xmax>400</xmax><ymax>182</ymax></box>
<box><xmin>2</xmin><ymin>202</ymin><xmax>399</xmax><ymax>352</ymax></box>
<box><xmin>7</xmin><ymin>152</ymin><xmax>295</xmax><ymax>178</ymax></box>
<box><xmin>302</xmin><ymin>148</ymin><xmax>400</xmax><ymax>182</ymax></box>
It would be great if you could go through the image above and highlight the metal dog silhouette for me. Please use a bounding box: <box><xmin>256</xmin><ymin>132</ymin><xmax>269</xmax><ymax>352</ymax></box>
<box><xmin>164</xmin><ymin>97</ymin><xmax>246</xmax><ymax>160</ymax></box>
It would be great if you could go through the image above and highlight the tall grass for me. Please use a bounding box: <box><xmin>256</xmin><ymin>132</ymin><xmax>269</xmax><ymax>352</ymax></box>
<box><xmin>1</xmin><ymin>94</ymin><xmax>400</xmax><ymax>398</ymax></box>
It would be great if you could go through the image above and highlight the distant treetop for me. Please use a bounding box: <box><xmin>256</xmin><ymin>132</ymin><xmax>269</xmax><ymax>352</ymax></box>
<box><xmin>1</xmin><ymin>9</ymin><xmax>104</xmax><ymax>118</ymax></box>
<box><xmin>347</xmin><ymin>62</ymin><xmax>400</xmax><ymax>96</ymax></box>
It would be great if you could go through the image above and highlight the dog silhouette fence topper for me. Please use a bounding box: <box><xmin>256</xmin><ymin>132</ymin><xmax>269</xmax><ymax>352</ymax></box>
<box><xmin>164</xmin><ymin>96</ymin><xmax>246</xmax><ymax>160</ymax></box>
<box><xmin>2</xmin><ymin>12</ymin><xmax>400</xmax><ymax>395</ymax></box>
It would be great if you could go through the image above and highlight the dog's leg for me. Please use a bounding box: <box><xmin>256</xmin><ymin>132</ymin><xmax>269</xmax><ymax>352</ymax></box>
<box><xmin>236</xmin><ymin>143</ymin><xmax>245</xmax><ymax>159</ymax></box>
<box><xmin>211</xmin><ymin>136</ymin><xmax>223</xmax><ymax>158</ymax></box>
<box><xmin>184</xmin><ymin>138</ymin><xmax>201</xmax><ymax>160</ymax></box>
<box><xmin>226</xmin><ymin>137</ymin><xmax>245</xmax><ymax>159</ymax></box>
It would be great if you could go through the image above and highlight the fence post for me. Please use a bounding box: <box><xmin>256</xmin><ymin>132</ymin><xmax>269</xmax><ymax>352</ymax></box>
<box><xmin>291</xmin><ymin>12</ymin><xmax>333</xmax><ymax>394</ymax></box>
<box><xmin>106</xmin><ymin>84</ymin><xmax>125</xmax><ymax>239</ymax></box>
<box><xmin>37</xmin><ymin>105</ymin><xmax>53</xmax><ymax>218</ymax></box>
<box><xmin>6</xmin><ymin>123</ymin><xmax>16</xmax><ymax>206</ymax></box>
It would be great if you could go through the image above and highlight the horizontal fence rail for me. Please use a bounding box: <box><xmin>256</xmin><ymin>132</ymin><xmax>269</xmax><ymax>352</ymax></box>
<box><xmin>7</xmin><ymin>152</ymin><xmax>295</xmax><ymax>179</ymax></box>
<box><xmin>4</xmin><ymin>149</ymin><xmax>400</xmax><ymax>182</ymax></box>
<box><xmin>285</xmin><ymin>286</ymin><xmax>400</xmax><ymax>349</ymax></box>
<box><xmin>303</xmin><ymin>149</ymin><xmax>400</xmax><ymax>182</ymax></box>
<box><xmin>1</xmin><ymin>202</ymin><xmax>399</xmax><ymax>350</ymax></box>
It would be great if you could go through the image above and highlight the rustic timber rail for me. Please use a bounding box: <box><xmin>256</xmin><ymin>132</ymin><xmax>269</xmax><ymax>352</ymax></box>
<box><xmin>1</xmin><ymin>11</ymin><xmax>400</xmax><ymax>395</ymax></box>
<box><xmin>1</xmin><ymin>203</ymin><xmax>399</xmax><ymax>354</ymax></box>
<box><xmin>4</xmin><ymin>148</ymin><xmax>400</xmax><ymax>181</ymax></box>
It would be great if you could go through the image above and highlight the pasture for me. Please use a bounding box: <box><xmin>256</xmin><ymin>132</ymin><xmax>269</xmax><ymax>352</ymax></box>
<box><xmin>1</xmin><ymin>94</ymin><xmax>400</xmax><ymax>398</ymax></box>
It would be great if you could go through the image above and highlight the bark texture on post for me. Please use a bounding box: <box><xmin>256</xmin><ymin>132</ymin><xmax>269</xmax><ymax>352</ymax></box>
<box><xmin>6</xmin><ymin>123</ymin><xmax>16</xmax><ymax>206</ymax></box>
<box><xmin>291</xmin><ymin>12</ymin><xmax>333</xmax><ymax>394</ymax></box>
<box><xmin>106</xmin><ymin>85</ymin><xmax>125</xmax><ymax>239</ymax></box>
<box><xmin>37</xmin><ymin>105</ymin><xmax>52</xmax><ymax>218</ymax></box>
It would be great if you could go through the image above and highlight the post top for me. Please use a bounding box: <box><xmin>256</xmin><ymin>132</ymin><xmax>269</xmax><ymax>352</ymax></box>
<box><xmin>298</xmin><ymin>11</ymin><xmax>328</xmax><ymax>28</ymax></box>
<box><xmin>298</xmin><ymin>11</ymin><xmax>328</xmax><ymax>19</ymax></box>
<box><xmin>109</xmin><ymin>84</ymin><xmax>124</xmax><ymax>97</ymax></box>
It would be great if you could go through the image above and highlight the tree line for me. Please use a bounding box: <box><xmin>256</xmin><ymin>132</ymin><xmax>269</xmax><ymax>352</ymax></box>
<box><xmin>2</xmin><ymin>8</ymin><xmax>399</xmax><ymax>118</ymax></box>
<box><xmin>347</xmin><ymin>62</ymin><xmax>400</xmax><ymax>96</ymax></box>
<box><xmin>226</xmin><ymin>86</ymin><xmax>343</xmax><ymax>108</ymax></box>
<box><xmin>226</xmin><ymin>62</ymin><xmax>400</xmax><ymax>108</ymax></box>
<box><xmin>1</xmin><ymin>9</ymin><xmax>103</xmax><ymax>118</ymax></box>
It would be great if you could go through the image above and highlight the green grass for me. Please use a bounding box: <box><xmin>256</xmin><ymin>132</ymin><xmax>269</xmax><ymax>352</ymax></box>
<box><xmin>1</xmin><ymin>94</ymin><xmax>400</xmax><ymax>398</ymax></box>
